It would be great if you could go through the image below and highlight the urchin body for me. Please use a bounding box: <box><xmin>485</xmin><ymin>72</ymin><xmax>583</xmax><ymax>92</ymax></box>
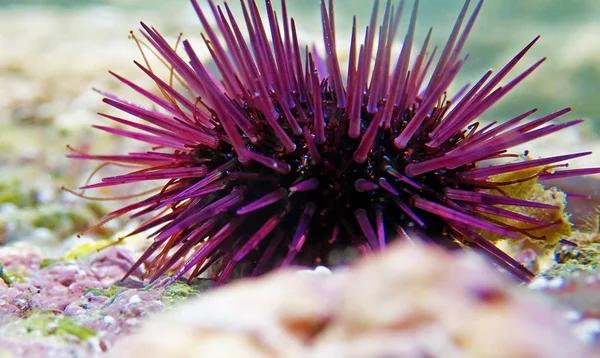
<box><xmin>69</xmin><ymin>0</ymin><xmax>600</xmax><ymax>285</ymax></box>
<box><xmin>186</xmin><ymin>92</ymin><xmax>455</xmax><ymax>270</ymax></box>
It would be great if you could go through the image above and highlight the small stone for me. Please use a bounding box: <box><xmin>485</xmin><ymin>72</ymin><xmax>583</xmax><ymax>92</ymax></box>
<box><xmin>45</xmin><ymin>321</ymin><xmax>58</xmax><ymax>334</ymax></box>
<box><xmin>124</xmin><ymin>318</ymin><xmax>139</xmax><ymax>327</ymax></box>
<box><xmin>547</xmin><ymin>277</ymin><xmax>565</xmax><ymax>289</ymax></box>
<box><xmin>87</xmin><ymin>338</ymin><xmax>104</xmax><ymax>354</ymax></box>
<box><xmin>64</xmin><ymin>304</ymin><xmax>86</xmax><ymax>316</ymax></box>
<box><xmin>128</xmin><ymin>294</ymin><xmax>141</xmax><ymax>304</ymax></box>
<box><xmin>528</xmin><ymin>277</ymin><xmax>550</xmax><ymax>290</ymax></box>
<box><xmin>564</xmin><ymin>310</ymin><xmax>583</xmax><ymax>322</ymax></box>
<box><xmin>573</xmin><ymin>319</ymin><xmax>600</xmax><ymax>343</ymax></box>
<box><xmin>11</xmin><ymin>298</ymin><xmax>27</xmax><ymax>310</ymax></box>
<box><xmin>103</xmin><ymin>315</ymin><xmax>116</xmax><ymax>328</ymax></box>
<box><xmin>296</xmin><ymin>266</ymin><xmax>332</xmax><ymax>277</ymax></box>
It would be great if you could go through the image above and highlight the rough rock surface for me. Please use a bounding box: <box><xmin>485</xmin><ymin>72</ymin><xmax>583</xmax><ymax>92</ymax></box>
<box><xmin>0</xmin><ymin>245</ymin><xmax>198</xmax><ymax>357</ymax></box>
<box><xmin>108</xmin><ymin>242</ymin><xmax>593</xmax><ymax>358</ymax></box>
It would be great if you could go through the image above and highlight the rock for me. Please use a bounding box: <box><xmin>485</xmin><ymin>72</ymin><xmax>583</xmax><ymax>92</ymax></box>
<box><xmin>0</xmin><ymin>246</ymin><xmax>169</xmax><ymax>357</ymax></box>
<box><xmin>108</xmin><ymin>242</ymin><xmax>594</xmax><ymax>358</ymax></box>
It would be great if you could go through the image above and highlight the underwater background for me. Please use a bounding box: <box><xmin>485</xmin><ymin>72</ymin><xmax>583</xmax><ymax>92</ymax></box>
<box><xmin>2</xmin><ymin>0</ymin><xmax>600</xmax><ymax>128</ymax></box>
<box><xmin>2</xmin><ymin>0</ymin><xmax>599</xmax><ymax>207</ymax></box>
<box><xmin>2</xmin><ymin>0</ymin><xmax>600</xmax><ymax>356</ymax></box>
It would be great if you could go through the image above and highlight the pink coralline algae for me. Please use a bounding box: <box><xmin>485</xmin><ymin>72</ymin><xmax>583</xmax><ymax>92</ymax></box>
<box><xmin>0</xmin><ymin>246</ymin><xmax>169</xmax><ymax>356</ymax></box>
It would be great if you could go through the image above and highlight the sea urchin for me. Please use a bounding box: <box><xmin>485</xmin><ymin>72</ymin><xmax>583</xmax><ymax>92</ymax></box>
<box><xmin>68</xmin><ymin>0</ymin><xmax>600</xmax><ymax>285</ymax></box>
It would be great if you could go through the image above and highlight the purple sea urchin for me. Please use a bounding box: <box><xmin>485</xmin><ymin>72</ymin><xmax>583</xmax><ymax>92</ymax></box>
<box><xmin>69</xmin><ymin>0</ymin><xmax>600</xmax><ymax>285</ymax></box>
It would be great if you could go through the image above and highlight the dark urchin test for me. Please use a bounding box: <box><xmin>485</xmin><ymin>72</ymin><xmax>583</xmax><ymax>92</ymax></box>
<box><xmin>68</xmin><ymin>0</ymin><xmax>600</xmax><ymax>286</ymax></box>
<box><xmin>199</xmin><ymin>86</ymin><xmax>459</xmax><ymax>272</ymax></box>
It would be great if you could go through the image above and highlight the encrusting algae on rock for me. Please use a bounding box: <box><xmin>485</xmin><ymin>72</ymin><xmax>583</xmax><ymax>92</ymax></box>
<box><xmin>482</xmin><ymin>163</ymin><xmax>572</xmax><ymax>247</ymax></box>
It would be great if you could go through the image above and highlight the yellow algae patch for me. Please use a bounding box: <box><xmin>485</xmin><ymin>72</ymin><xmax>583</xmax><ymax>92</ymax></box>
<box><xmin>40</xmin><ymin>238</ymin><xmax>123</xmax><ymax>268</ymax></box>
<box><xmin>479</xmin><ymin>162</ymin><xmax>571</xmax><ymax>249</ymax></box>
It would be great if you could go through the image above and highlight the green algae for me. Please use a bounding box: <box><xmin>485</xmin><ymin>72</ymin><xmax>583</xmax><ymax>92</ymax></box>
<box><xmin>542</xmin><ymin>242</ymin><xmax>600</xmax><ymax>278</ymax></box>
<box><xmin>0</xmin><ymin>264</ymin><xmax>11</xmax><ymax>285</ymax></box>
<box><xmin>543</xmin><ymin>262</ymin><xmax>598</xmax><ymax>279</ymax></box>
<box><xmin>1</xmin><ymin>204</ymin><xmax>100</xmax><ymax>246</ymax></box>
<box><xmin>161</xmin><ymin>282</ymin><xmax>199</xmax><ymax>305</ymax></box>
<box><xmin>85</xmin><ymin>201</ymin><xmax>106</xmax><ymax>219</ymax></box>
<box><xmin>84</xmin><ymin>285</ymin><xmax>126</xmax><ymax>299</ymax></box>
<box><xmin>31</xmin><ymin>211</ymin><xmax>89</xmax><ymax>234</ymax></box>
<box><xmin>0</xmin><ymin>178</ymin><xmax>112</xmax><ymax>246</ymax></box>
<box><xmin>0</xmin><ymin>181</ymin><xmax>37</xmax><ymax>208</ymax></box>
<box><xmin>38</xmin><ymin>258</ymin><xmax>59</xmax><ymax>269</ymax></box>
<box><xmin>555</xmin><ymin>243</ymin><xmax>600</xmax><ymax>268</ymax></box>
<box><xmin>0</xmin><ymin>264</ymin><xmax>26</xmax><ymax>286</ymax></box>
<box><xmin>22</xmin><ymin>313</ymin><xmax>96</xmax><ymax>341</ymax></box>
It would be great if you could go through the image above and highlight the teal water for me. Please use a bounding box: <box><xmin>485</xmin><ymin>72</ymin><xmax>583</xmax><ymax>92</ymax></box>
<box><xmin>3</xmin><ymin>0</ymin><xmax>600</xmax><ymax>129</ymax></box>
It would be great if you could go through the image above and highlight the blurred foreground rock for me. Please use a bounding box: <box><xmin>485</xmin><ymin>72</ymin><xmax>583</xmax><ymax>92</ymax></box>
<box><xmin>109</xmin><ymin>242</ymin><xmax>593</xmax><ymax>358</ymax></box>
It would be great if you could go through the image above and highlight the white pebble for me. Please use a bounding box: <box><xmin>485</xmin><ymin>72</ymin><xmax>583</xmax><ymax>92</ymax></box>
<box><xmin>296</xmin><ymin>266</ymin><xmax>332</xmax><ymax>277</ymax></box>
<box><xmin>103</xmin><ymin>315</ymin><xmax>116</xmax><ymax>328</ymax></box>
<box><xmin>573</xmin><ymin>319</ymin><xmax>600</xmax><ymax>343</ymax></box>
<box><xmin>0</xmin><ymin>203</ymin><xmax>17</xmax><ymax>215</ymax></box>
<box><xmin>128</xmin><ymin>294</ymin><xmax>142</xmax><ymax>304</ymax></box>
<box><xmin>125</xmin><ymin>318</ymin><xmax>139</xmax><ymax>326</ymax></box>
<box><xmin>563</xmin><ymin>310</ymin><xmax>582</xmax><ymax>322</ymax></box>
<box><xmin>528</xmin><ymin>277</ymin><xmax>549</xmax><ymax>290</ymax></box>
<box><xmin>547</xmin><ymin>277</ymin><xmax>565</xmax><ymax>289</ymax></box>
<box><xmin>45</xmin><ymin>321</ymin><xmax>58</xmax><ymax>334</ymax></box>
<box><xmin>32</xmin><ymin>228</ymin><xmax>53</xmax><ymax>241</ymax></box>
<box><xmin>35</xmin><ymin>188</ymin><xmax>55</xmax><ymax>204</ymax></box>
<box><xmin>12</xmin><ymin>298</ymin><xmax>27</xmax><ymax>309</ymax></box>
<box><xmin>87</xmin><ymin>338</ymin><xmax>103</xmax><ymax>353</ymax></box>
